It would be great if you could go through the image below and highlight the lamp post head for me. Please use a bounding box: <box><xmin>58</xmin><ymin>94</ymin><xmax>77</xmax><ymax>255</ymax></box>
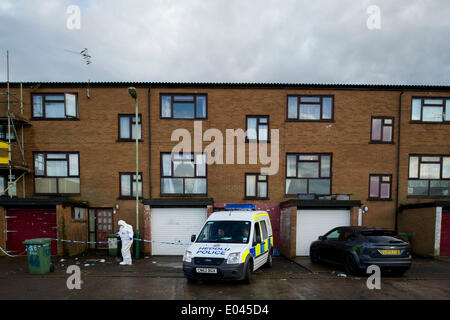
<box><xmin>128</xmin><ymin>87</ymin><xmax>137</xmax><ymax>99</ymax></box>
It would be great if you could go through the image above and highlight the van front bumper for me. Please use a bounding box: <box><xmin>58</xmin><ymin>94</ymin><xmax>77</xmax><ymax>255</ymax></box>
<box><xmin>183</xmin><ymin>261</ymin><xmax>246</xmax><ymax>280</ymax></box>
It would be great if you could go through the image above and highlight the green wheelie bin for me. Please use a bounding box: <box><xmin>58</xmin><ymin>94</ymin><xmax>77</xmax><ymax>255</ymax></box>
<box><xmin>23</xmin><ymin>238</ymin><xmax>53</xmax><ymax>275</ymax></box>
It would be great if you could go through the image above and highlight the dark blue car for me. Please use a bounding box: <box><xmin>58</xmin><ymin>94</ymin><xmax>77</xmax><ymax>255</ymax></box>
<box><xmin>310</xmin><ymin>226</ymin><xmax>412</xmax><ymax>275</ymax></box>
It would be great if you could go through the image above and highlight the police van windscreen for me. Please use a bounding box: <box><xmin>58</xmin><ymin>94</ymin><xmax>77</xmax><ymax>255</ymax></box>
<box><xmin>196</xmin><ymin>221</ymin><xmax>251</xmax><ymax>244</ymax></box>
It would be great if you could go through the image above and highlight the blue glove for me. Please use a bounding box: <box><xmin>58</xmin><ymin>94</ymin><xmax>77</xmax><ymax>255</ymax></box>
<box><xmin>115</xmin><ymin>233</ymin><xmax>119</xmax><ymax>237</ymax></box>
<box><xmin>129</xmin><ymin>237</ymin><xmax>133</xmax><ymax>241</ymax></box>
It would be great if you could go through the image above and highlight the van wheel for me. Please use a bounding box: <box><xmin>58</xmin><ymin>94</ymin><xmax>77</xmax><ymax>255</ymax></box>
<box><xmin>243</xmin><ymin>260</ymin><xmax>253</xmax><ymax>284</ymax></box>
<box><xmin>264</xmin><ymin>252</ymin><xmax>273</xmax><ymax>268</ymax></box>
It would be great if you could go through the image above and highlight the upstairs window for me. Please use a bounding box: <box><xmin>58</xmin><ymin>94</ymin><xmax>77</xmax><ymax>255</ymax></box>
<box><xmin>119</xmin><ymin>172</ymin><xmax>143</xmax><ymax>198</ymax></box>
<box><xmin>286</xmin><ymin>153</ymin><xmax>332</xmax><ymax>196</ymax></box>
<box><xmin>161</xmin><ymin>152</ymin><xmax>207</xmax><ymax>195</ymax></box>
<box><xmin>287</xmin><ymin>95</ymin><xmax>333</xmax><ymax>121</ymax></box>
<box><xmin>246</xmin><ymin>116</ymin><xmax>269</xmax><ymax>142</ymax></box>
<box><xmin>160</xmin><ymin>94</ymin><xmax>207</xmax><ymax>119</ymax></box>
<box><xmin>32</xmin><ymin>93</ymin><xmax>78</xmax><ymax>119</ymax></box>
<box><xmin>0</xmin><ymin>125</ymin><xmax>16</xmax><ymax>142</ymax></box>
<box><xmin>34</xmin><ymin>152</ymin><xmax>80</xmax><ymax>194</ymax></box>
<box><xmin>411</xmin><ymin>97</ymin><xmax>450</xmax><ymax>123</ymax></box>
<box><xmin>118</xmin><ymin>114</ymin><xmax>142</xmax><ymax>141</ymax></box>
<box><xmin>369</xmin><ymin>174</ymin><xmax>392</xmax><ymax>200</ymax></box>
<box><xmin>408</xmin><ymin>155</ymin><xmax>450</xmax><ymax>197</ymax></box>
<box><xmin>245</xmin><ymin>173</ymin><xmax>268</xmax><ymax>199</ymax></box>
<box><xmin>371</xmin><ymin>117</ymin><xmax>394</xmax><ymax>143</ymax></box>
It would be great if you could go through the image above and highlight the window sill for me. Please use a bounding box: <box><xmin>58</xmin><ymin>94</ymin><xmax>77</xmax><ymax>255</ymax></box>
<box><xmin>159</xmin><ymin>193</ymin><xmax>208</xmax><ymax>197</ymax></box>
<box><xmin>244</xmin><ymin>197</ymin><xmax>269</xmax><ymax>201</ymax></box>
<box><xmin>406</xmin><ymin>195</ymin><xmax>450</xmax><ymax>199</ymax></box>
<box><xmin>33</xmin><ymin>193</ymin><xmax>81</xmax><ymax>196</ymax></box>
<box><xmin>368</xmin><ymin>141</ymin><xmax>395</xmax><ymax>145</ymax></box>
<box><xmin>285</xmin><ymin>119</ymin><xmax>335</xmax><ymax>123</ymax></box>
<box><xmin>159</xmin><ymin>117</ymin><xmax>208</xmax><ymax>121</ymax></box>
<box><xmin>116</xmin><ymin>139</ymin><xmax>144</xmax><ymax>143</ymax></box>
<box><xmin>117</xmin><ymin>196</ymin><xmax>143</xmax><ymax>200</ymax></box>
<box><xmin>367</xmin><ymin>198</ymin><xmax>393</xmax><ymax>201</ymax></box>
<box><xmin>409</xmin><ymin>121</ymin><xmax>450</xmax><ymax>124</ymax></box>
<box><xmin>31</xmin><ymin>118</ymin><xmax>80</xmax><ymax>121</ymax></box>
<box><xmin>245</xmin><ymin>140</ymin><xmax>271</xmax><ymax>144</ymax></box>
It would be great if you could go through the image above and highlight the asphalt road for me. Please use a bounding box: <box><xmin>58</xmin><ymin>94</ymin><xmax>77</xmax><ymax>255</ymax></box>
<box><xmin>1</xmin><ymin>255</ymin><xmax>450</xmax><ymax>300</ymax></box>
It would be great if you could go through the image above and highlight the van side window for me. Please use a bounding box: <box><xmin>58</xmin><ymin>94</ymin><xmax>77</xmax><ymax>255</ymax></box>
<box><xmin>260</xmin><ymin>221</ymin><xmax>268</xmax><ymax>239</ymax></box>
<box><xmin>253</xmin><ymin>222</ymin><xmax>262</xmax><ymax>244</ymax></box>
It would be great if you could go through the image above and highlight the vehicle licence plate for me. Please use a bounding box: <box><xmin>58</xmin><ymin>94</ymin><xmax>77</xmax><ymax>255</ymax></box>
<box><xmin>380</xmin><ymin>249</ymin><xmax>400</xmax><ymax>255</ymax></box>
<box><xmin>196</xmin><ymin>268</ymin><xmax>217</xmax><ymax>274</ymax></box>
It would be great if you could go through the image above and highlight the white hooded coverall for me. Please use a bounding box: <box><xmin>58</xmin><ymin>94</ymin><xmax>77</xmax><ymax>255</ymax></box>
<box><xmin>117</xmin><ymin>220</ymin><xmax>134</xmax><ymax>265</ymax></box>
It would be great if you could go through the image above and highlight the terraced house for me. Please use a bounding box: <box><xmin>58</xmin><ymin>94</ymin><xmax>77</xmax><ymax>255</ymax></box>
<box><xmin>0</xmin><ymin>82</ymin><xmax>449</xmax><ymax>258</ymax></box>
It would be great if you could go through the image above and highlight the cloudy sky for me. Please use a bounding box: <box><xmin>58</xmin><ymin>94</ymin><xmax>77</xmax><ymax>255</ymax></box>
<box><xmin>0</xmin><ymin>0</ymin><xmax>449</xmax><ymax>84</ymax></box>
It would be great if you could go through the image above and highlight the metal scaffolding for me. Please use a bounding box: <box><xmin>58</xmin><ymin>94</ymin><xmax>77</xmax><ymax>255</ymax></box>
<box><xmin>0</xmin><ymin>51</ymin><xmax>32</xmax><ymax>198</ymax></box>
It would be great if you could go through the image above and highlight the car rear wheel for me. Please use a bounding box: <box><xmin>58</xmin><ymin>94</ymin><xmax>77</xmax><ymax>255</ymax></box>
<box><xmin>344</xmin><ymin>254</ymin><xmax>359</xmax><ymax>275</ymax></box>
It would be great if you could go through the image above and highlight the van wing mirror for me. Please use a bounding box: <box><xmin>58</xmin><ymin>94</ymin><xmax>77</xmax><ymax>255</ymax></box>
<box><xmin>318</xmin><ymin>236</ymin><xmax>325</xmax><ymax>241</ymax></box>
<box><xmin>191</xmin><ymin>234</ymin><xmax>196</xmax><ymax>242</ymax></box>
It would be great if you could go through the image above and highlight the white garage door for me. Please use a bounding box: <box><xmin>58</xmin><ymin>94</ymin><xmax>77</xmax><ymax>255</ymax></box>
<box><xmin>151</xmin><ymin>208</ymin><xmax>207</xmax><ymax>255</ymax></box>
<box><xmin>296</xmin><ymin>209</ymin><xmax>350</xmax><ymax>256</ymax></box>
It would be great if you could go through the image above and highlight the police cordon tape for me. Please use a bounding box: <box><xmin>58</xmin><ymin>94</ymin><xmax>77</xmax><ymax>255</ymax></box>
<box><xmin>50</xmin><ymin>238</ymin><xmax>191</xmax><ymax>246</ymax></box>
<box><xmin>0</xmin><ymin>238</ymin><xmax>191</xmax><ymax>257</ymax></box>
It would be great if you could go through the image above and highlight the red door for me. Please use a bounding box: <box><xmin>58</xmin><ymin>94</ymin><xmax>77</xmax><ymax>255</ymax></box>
<box><xmin>5</xmin><ymin>208</ymin><xmax>57</xmax><ymax>255</ymax></box>
<box><xmin>441</xmin><ymin>211</ymin><xmax>450</xmax><ymax>256</ymax></box>
<box><xmin>95</xmin><ymin>209</ymin><xmax>113</xmax><ymax>248</ymax></box>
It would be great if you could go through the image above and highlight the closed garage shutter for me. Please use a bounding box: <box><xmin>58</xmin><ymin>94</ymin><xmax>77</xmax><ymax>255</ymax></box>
<box><xmin>296</xmin><ymin>209</ymin><xmax>350</xmax><ymax>256</ymax></box>
<box><xmin>5</xmin><ymin>208</ymin><xmax>57</xmax><ymax>255</ymax></box>
<box><xmin>440</xmin><ymin>211</ymin><xmax>450</xmax><ymax>256</ymax></box>
<box><xmin>151</xmin><ymin>208</ymin><xmax>207</xmax><ymax>255</ymax></box>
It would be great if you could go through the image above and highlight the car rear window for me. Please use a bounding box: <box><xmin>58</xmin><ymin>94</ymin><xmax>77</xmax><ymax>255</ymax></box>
<box><xmin>360</xmin><ymin>230</ymin><xmax>404</xmax><ymax>243</ymax></box>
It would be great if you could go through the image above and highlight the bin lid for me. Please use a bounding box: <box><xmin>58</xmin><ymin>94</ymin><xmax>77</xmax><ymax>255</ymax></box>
<box><xmin>23</xmin><ymin>238</ymin><xmax>52</xmax><ymax>245</ymax></box>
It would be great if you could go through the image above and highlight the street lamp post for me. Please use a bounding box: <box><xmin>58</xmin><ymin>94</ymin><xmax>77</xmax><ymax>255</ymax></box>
<box><xmin>128</xmin><ymin>87</ymin><xmax>140</xmax><ymax>260</ymax></box>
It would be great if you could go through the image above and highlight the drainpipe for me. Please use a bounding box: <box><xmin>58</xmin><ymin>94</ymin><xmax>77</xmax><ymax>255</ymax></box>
<box><xmin>147</xmin><ymin>86</ymin><xmax>151</xmax><ymax>199</ymax></box>
<box><xmin>395</xmin><ymin>88</ymin><xmax>404</xmax><ymax>232</ymax></box>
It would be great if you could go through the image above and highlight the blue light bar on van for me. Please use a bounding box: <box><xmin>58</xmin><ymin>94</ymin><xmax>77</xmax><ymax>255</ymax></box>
<box><xmin>225</xmin><ymin>204</ymin><xmax>255</xmax><ymax>210</ymax></box>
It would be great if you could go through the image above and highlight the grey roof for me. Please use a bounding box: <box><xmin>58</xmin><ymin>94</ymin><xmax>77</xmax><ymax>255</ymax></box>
<box><xmin>1</xmin><ymin>81</ymin><xmax>450</xmax><ymax>91</ymax></box>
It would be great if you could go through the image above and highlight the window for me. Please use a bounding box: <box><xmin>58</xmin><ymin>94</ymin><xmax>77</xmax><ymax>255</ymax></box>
<box><xmin>286</xmin><ymin>153</ymin><xmax>332</xmax><ymax>196</ymax></box>
<box><xmin>253</xmin><ymin>222</ymin><xmax>262</xmax><ymax>244</ymax></box>
<box><xmin>245</xmin><ymin>173</ymin><xmax>268</xmax><ymax>199</ymax></box>
<box><xmin>161</xmin><ymin>152</ymin><xmax>207</xmax><ymax>195</ymax></box>
<box><xmin>246</xmin><ymin>116</ymin><xmax>269</xmax><ymax>142</ymax></box>
<box><xmin>0</xmin><ymin>175</ymin><xmax>17</xmax><ymax>197</ymax></box>
<box><xmin>33</xmin><ymin>152</ymin><xmax>80</xmax><ymax>194</ymax></box>
<box><xmin>371</xmin><ymin>117</ymin><xmax>393</xmax><ymax>143</ymax></box>
<box><xmin>369</xmin><ymin>174</ymin><xmax>392</xmax><ymax>200</ymax></box>
<box><xmin>0</xmin><ymin>125</ymin><xmax>15</xmax><ymax>142</ymax></box>
<box><xmin>32</xmin><ymin>93</ymin><xmax>78</xmax><ymax>119</ymax></box>
<box><xmin>120</xmin><ymin>172</ymin><xmax>143</xmax><ymax>198</ymax></box>
<box><xmin>118</xmin><ymin>114</ymin><xmax>142</xmax><ymax>141</ymax></box>
<box><xmin>325</xmin><ymin>228</ymin><xmax>341</xmax><ymax>240</ymax></box>
<box><xmin>287</xmin><ymin>95</ymin><xmax>333</xmax><ymax>121</ymax></box>
<box><xmin>411</xmin><ymin>97</ymin><xmax>450</xmax><ymax>123</ymax></box>
<box><xmin>72</xmin><ymin>207</ymin><xmax>86</xmax><ymax>221</ymax></box>
<box><xmin>260</xmin><ymin>221</ymin><xmax>269</xmax><ymax>240</ymax></box>
<box><xmin>160</xmin><ymin>94</ymin><xmax>207</xmax><ymax>119</ymax></box>
<box><xmin>408</xmin><ymin>155</ymin><xmax>450</xmax><ymax>197</ymax></box>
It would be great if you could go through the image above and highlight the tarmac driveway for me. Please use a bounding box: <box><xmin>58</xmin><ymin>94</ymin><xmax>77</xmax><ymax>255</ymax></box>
<box><xmin>1</xmin><ymin>254</ymin><xmax>450</xmax><ymax>299</ymax></box>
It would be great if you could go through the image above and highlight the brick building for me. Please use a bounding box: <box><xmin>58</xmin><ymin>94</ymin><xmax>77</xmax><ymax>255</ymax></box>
<box><xmin>0</xmin><ymin>82</ymin><xmax>449</xmax><ymax>257</ymax></box>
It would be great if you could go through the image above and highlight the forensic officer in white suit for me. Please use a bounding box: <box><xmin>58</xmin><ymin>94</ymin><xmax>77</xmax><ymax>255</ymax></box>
<box><xmin>116</xmin><ymin>220</ymin><xmax>134</xmax><ymax>265</ymax></box>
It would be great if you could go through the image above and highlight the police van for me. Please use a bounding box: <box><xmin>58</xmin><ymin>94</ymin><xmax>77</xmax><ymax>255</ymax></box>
<box><xmin>182</xmin><ymin>204</ymin><xmax>274</xmax><ymax>283</ymax></box>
